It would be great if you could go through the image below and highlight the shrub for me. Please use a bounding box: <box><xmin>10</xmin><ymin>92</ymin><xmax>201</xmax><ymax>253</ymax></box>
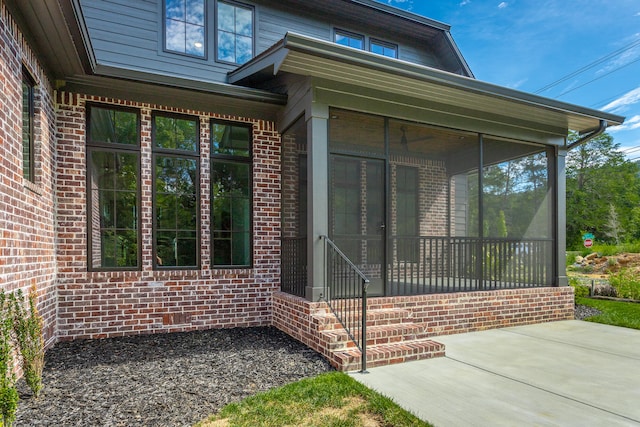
<box><xmin>569</xmin><ymin>279</ymin><xmax>590</xmax><ymax>298</ymax></box>
<box><xmin>11</xmin><ymin>288</ymin><xmax>45</xmax><ymax>398</ymax></box>
<box><xmin>0</xmin><ymin>292</ymin><xmax>18</xmax><ymax>427</ymax></box>
<box><xmin>608</xmin><ymin>269</ymin><xmax>640</xmax><ymax>300</ymax></box>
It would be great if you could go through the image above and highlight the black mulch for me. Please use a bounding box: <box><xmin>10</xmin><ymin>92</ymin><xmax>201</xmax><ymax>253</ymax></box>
<box><xmin>16</xmin><ymin>327</ymin><xmax>333</xmax><ymax>427</ymax></box>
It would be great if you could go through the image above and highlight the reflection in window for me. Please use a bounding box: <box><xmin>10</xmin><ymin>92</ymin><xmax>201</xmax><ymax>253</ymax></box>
<box><xmin>153</xmin><ymin>113</ymin><xmax>200</xmax><ymax>268</ymax></box>
<box><xmin>154</xmin><ymin>114</ymin><xmax>198</xmax><ymax>151</ymax></box>
<box><xmin>22</xmin><ymin>68</ymin><xmax>35</xmax><ymax>181</ymax></box>
<box><xmin>87</xmin><ymin>105</ymin><xmax>140</xmax><ymax>270</ymax></box>
<box><xmin>335</xmin><ymin>30</ymin><xmax>364</xmax><ymax>49</ymax></box>
<box><xmin>155</xmin><ymin>156</ymin><xmax>198</xmax><ymax>267</ymax></box>
<box><xmin>370</xmin><ymin>39</ymin><xmax>397</xmax><ymax>58</ymax></box>
<box><xmin>165</xmin><ymin>0</ymin><xmax>205</xmax><ymax>57</ymax></box>
<box><xmin>216</xmin><ymin>1</ymin><xmax>253</xmax><ymax>64</ymax></box>
<box><xmin>90</xmin><ymin>107</ymin><xmax>138</xmax><ymax>145</ymax></box>
<box><xmin>211</xmin><ymin>121</ymin><xmax>252</xmax><ymax>267</ymax></box>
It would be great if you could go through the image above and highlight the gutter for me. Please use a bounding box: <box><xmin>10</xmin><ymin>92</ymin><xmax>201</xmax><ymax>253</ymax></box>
<box><xmin>567</xmin><ymin>119</ymin><xmax>607</xmax><ymax>150</ymax></box>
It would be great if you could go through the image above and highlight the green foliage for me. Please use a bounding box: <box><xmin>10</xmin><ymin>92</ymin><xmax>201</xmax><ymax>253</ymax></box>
<box><xmin>197</xmin><ymin>372</ymin><xmax>432</xmax><ymax>427</ymax></box>
<box><xmin>608</xmin><ymin>269</ymin><xmax>640</xmax><ymax>300</ymax></box>
<box><xmin>569</xmin><ymin>278</ymin><xmax>590</xmax><ymax>298</ymax></box>
<box><xmin>11</xmin><ymin>288</ymin><xmax>45</xmax><ymax>398</ymax></box>
<box><xmin>0</xmin><ymin>292</ymin><xmax>18</xmax><ymax>427</ymax></box>
<box><xmin>576</xmin><ymin>297</ymin><xmax>640</xmax><ymax>329</ymax></box>
<box><xmin>566</xmin><ymin>132</ymin><xmax>640</xmax><ymax>248</ymax></box>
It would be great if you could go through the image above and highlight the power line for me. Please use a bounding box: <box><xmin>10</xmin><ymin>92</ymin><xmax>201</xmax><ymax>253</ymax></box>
<box><xmin>555</xmin><ymin>56</ymin><xmax>640</xmax><ymax>98</ymax></box>
<box><xmin>534</xmin><ymin>38</ymin><xmax>640</xmax><ymax>95</ymax></box>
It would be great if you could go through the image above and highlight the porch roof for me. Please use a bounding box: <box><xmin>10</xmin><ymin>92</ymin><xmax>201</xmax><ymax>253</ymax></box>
<box><xmin>229</xmin><ymin>33</ymin><xmax>624</xmax><ymax>140</ymax></box>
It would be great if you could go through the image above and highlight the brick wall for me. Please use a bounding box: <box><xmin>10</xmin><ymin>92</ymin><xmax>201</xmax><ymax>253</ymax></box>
<box><xmin>55</xmin><ymin>93</ymin><xmax>282</xmax><ymax>340</ymax></box>
<box><xmin>273</xmin><ymin>287</ymin><xmax>575</xmax><ymax>369</ymax></box>
<box><xmin>0</xmin><ymin>2</ymin><xmax>58</xmax><ymax>347</ymax></box>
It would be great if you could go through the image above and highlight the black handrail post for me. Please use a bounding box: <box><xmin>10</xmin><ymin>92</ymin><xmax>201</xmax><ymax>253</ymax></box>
<box><xmin>361</xmin><ymin>277</ymin><xmax>369</xmax><ymax>374</ymax></box>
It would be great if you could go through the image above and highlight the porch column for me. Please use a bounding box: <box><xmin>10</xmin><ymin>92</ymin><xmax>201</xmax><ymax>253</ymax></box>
<box><xmin>305</xmin><ymin>104</ymin><xmax>329</xmax><ymax>301</ymax></box>
<box><xmin>555</xmin><ymin>148</ymin><xmax>568</xmax><ymax>286</ymax></box>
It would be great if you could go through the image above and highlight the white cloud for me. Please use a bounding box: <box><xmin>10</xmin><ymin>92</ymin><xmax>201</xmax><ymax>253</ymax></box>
<box><xmin>460</xmin><ymin>0</ymin><xmax>471</xmax><ymax>6</ymax></box>
<box><xmin>602</xmin><ymin>87</ymin><xmax>640</xmax><ymax>113</ymax></box>
<box><xmin>608</xmin><ymin>115</ymin><xmax>640</xmax><ymax>132</ymax></box>
<box><xmin>508</xmin><ymin>78</ymin><xmax>528</xmax><ymax>89</ymax></box>
<box><xmin>498</xmin><ymin>2</ymin><xmax>508</xmax><ymax>9</ymax></box>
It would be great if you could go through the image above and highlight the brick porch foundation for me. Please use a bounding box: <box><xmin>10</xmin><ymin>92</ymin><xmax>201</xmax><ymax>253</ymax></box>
<box><xmin>273</xmin><ymin>287</ymin><xmax>575</xmax><ymax>371</ymax></box>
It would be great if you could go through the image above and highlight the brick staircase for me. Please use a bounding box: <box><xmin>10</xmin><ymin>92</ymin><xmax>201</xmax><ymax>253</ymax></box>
<box><xmin>312</xmin><ymin>305</ymin><xmax>446</xmax><ymax>371</ymax></box>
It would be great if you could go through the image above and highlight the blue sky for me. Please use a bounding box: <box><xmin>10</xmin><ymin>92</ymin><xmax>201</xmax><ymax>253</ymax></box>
<box><xmin>380</xmin><ymin>0</ymin><xmax>640</xmax><ymax>157</ymax></box>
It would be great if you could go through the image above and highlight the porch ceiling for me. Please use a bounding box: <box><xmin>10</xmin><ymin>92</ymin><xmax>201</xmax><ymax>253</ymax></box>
<box><xmin>229</xmin><ymin>33</ymin><xmax>625</xmax><ymax>139</ymax></box>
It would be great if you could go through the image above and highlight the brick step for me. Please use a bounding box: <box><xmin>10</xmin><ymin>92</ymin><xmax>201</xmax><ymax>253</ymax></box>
<box><xmin>322</xmin><ymin>322</ymin><xmax>430</xmax><ymax>351</ymax></box>
<box><xmin>333</xmin><ymin>338</ymin><xmax>445</xmax><ymax>372</ymax></box>
<box><xmin>313</xmin><ymin>307</ymin><xmax>412</xmax><ymax>331</ymax></box>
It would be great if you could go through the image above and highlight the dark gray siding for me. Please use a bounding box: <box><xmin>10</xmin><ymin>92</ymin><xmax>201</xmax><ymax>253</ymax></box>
<box><xmin>80</xmin><ymin>0</ymin><xmax>453</xmax><ymax>85</ymax></box>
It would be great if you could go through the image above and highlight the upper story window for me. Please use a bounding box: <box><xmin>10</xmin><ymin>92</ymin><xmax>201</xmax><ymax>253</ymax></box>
<box><xmin>335</xmin><ymin>29</ymin><xmax>364</xmax><ymax>50</ymax></box>
<box><xmin>211</xmin><ymin>121</ymin><xmax>252</xmax><ymax>267</ymax></box>
<box><xmin>216</xmin><ymin>1</ymin><xmax>253</xmax><ymax>65</ymax></box>
<box><xmin>86</xmin><ymin>105</ymin><xmax>141</xmax><ymax>270</ymax></box>
<box><xmin>370</xmin><ymin>39</ymin><xmax>398</xmax><ymax>58</ymax></box>
<box><xmin>153</xmin><ymin>113</ymin><xmax>200</xmax><ymax>269</ymax></box>
<box><xmin>22</xmin><ymin>68</ymin><xmax>35</xmax><ymax>182</ymax></box>
<box><xmin>164</xmin><ymin>0</ymin><xmax>206</xmax><ymax>57</ymax></box>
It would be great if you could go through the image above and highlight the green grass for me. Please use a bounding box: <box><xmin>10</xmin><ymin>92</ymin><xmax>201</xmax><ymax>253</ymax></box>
<box><xmin>576</xmin><ymin>296</ymin><xmax>640</xmax><ymax>330</ymax></box>
<box><xmin>195</xmin><ymin>371</ymin><xmax>432</xmax><ymax>427</ymax></box>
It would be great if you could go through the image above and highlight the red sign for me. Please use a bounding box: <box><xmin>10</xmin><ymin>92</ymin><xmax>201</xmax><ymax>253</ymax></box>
<box><xmin>583</xmin><ymin>238</ymin><xmax>593</xmax><ymax>248</ymax></box>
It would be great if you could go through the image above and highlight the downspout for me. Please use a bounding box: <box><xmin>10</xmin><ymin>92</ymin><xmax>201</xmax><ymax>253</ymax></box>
<box><xmin>567</xmin><ymin>120</ymin><xmax>607</xmax><ymax>150</ymax></box>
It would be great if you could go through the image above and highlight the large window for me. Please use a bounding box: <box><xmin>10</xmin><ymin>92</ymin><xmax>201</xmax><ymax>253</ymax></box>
<box><xmin>87</xmin><ymin>105</ymin><xmax>140</xmax><ymax>270</ymax></box>
<box><xmin>216</xmin><ymin>1</ymin><xmax>253</xmax><ymax>65</ymax></box>
<box><xmin>22</xmin><ymin>68</ymin><xmax>35</xmax><ymax>182</ymax></box>
<box><xmin>211</xmin><ymin>121</ymin><xmax>252</xmax><ymax>267</ymax></box>
<box><xmin>164</xmin><ymin>0</ymin><xmax>206</xmax><ymax>57</ymax></box>
<box><xmin>153</xmin><ymin>113</ymin><xmax>200</xmax><ymax>268</ymax></box>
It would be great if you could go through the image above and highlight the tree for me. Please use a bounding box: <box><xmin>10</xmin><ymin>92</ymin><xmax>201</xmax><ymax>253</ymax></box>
<box><xmin>566</xmin><ymin>132</ymin><xmax>640</xmax><ymax>248</ymax></box>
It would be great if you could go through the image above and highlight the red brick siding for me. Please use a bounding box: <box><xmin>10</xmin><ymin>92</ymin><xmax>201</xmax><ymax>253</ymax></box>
<box><xmin>55</xmin><ymin>93</ymin><xmax>281</xmax><ymax>340</ymax></box>
<box><xmin>0</xmin><ymin>2</ymin><xmax>57</xmax><ymax>347</ymax></box>
<box><xmin>273</xmin><ymin>287</ymin><xmax>574</xmax><ymax>369</ymax></box>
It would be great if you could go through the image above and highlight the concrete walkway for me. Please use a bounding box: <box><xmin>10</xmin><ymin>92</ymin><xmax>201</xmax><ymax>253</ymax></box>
<box><xmin>350</xmin><ymin>320</ymin><xmax>640</xmax><ymax>426</ymax></box>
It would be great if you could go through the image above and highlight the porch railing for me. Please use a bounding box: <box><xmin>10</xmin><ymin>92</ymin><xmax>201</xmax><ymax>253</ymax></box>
<box><xmin>281</xmin><ymin>237</ymin><xmax>307</xmax><ymax>298</ymax></box>
<box><xmin>321</xmin><ymin>235</ymin><xmax>369</xmax><ymax>373</ymax></box>
<box><xmin>282</xmin><ymin>236</ymin><xmax>553</xmax><ymax>298</ymax></box>
<box><xmin>389</xmin><ymin>236</ymin><xmax>553</xmax><ymax>295</ymax></box>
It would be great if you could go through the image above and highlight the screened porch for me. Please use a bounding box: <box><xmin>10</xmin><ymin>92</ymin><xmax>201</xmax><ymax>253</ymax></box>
<box><xmin>281</xmin><ymin>108</ymin><xmax>556</xmax><ymax>299</ymax></box>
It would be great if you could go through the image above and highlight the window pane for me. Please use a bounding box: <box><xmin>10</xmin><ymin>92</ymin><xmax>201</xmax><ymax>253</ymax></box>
<box><xmin>166</xmin><ymin>0</ymin><xmax>185</xmax><ymax>20</ymax></box>
<box><xmin>217</xmin><ymin>31</ymin><xmax>235</xmax><ymax>62</ymax></box>
<box><xmin>217</xmin><ymin>2</ymin><xmax>253</xmax><ymax>64</ymax></box>
<box><xmin>217</xmin><ymin>2</ymin><xmax>235</xmax><ymax>32</ymax></box>
<box><xmin>165</xmin><ymin>0</ymin><xmax>205</xmax><ymax>56</ymax></box>
<box><xmin>371</xmin><ymin>41</ymin><xmax>397</xmax><ymax>58</ymax></box>
<box><xmin>236</xmin><ymin>35</ymin><xmax>253</xmax><ymax>65</ymax></box>
<box><xmin>186</xmin><ymin>24</ymin><xmax>205</xmax><ymax>56</ymax></box>
<box><xmin>155</xmin><ymin>155</ymin><xmax>198</xmax><ymax>268</ymax></box>
<box><xmin>90</xmin><ymin>107</ymin><xmax>138</xmax><ymax>145</ymax></box>
<box><xmin>22</xmin><ymin>77</ymin><xmax>33</xmax><ymax>181</ymax></box>
<box><xmin>335</xmin><ymin>31</ymin><xmax>363</xmax><ymax>49</ymax></box>
<box><xmin>89</xmin><ymin>150</ymin><xmax>139</xmax><ymax>269</ymax></box>
<box><xmin>154</xmin><ymin>115</ymin><xmax>198</xmax><ymax>151</ymax></box>
<box><xmin>186</xmin><ymin>0</ymin><xmax>204</xmax><ymax>25</ymax></box>
<box><xmin>211</xmin><ymin>123</ymin><xmax>250</xmax><ymax>156</ymax></box>
<box><xmin>212</xmin><ymin>161</ymin><xmax>250</xmax><ymax>266</ymax></box>
<box><xmin>236</xmin><ymin>7</ymin><xmax>252</xmax><ymax>36</ymax></box>
<box><xmin>166</xmin><ymin>19</ymin><xmax>186</xmax><ymax>52</ymax></box>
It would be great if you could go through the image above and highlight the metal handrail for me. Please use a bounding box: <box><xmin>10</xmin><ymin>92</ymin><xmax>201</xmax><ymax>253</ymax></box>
<box><xmin>320</xmin><ymin>235</ymin><xmax>370</xmax><ymax>373</ymax></box>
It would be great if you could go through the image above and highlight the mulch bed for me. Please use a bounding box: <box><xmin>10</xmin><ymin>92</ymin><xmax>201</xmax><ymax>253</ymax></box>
<box><xmin>15</xmin><ymin>327</ymin><xmax>333</xmax><ymax>426</ymax></box>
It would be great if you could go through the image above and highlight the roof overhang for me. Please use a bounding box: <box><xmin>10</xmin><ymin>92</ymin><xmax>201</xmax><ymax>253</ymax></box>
<box><xmin>230</xmin><ymin>33</ymin><xmax>624</xmax><ymax>140</ymax></box>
